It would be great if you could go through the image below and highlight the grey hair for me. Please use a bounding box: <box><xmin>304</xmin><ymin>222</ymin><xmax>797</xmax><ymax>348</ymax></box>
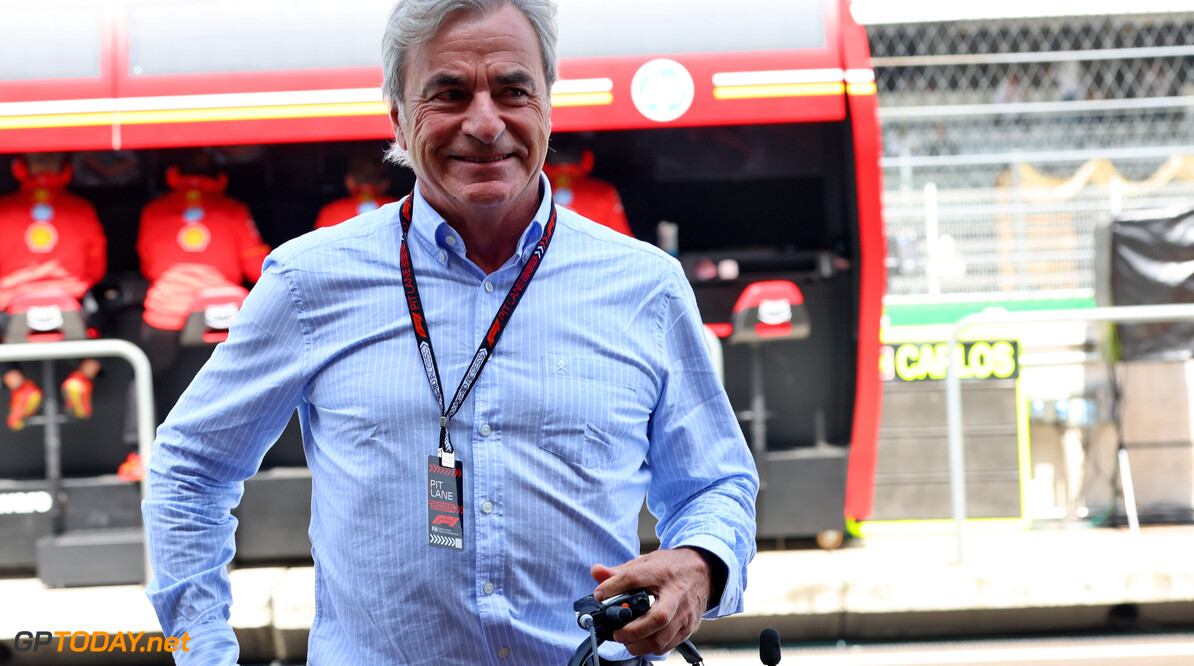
<box><xmin>382</xmin><ymin>0</ymin><xmax>558</xmax><ymax>166</ymax></box>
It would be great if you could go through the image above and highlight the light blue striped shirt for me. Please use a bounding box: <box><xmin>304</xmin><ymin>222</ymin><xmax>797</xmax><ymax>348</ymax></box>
<box><xmin>143</xmin><ymin>176</ymin><xmax>758</xmax><ymax>665</ymax></box>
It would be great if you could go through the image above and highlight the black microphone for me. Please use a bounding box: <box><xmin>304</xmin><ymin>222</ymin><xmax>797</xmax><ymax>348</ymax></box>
<box><xmin>759</xmin><ymin>627</ymin><xmax>781</xmax><ymax>665</ymax></box>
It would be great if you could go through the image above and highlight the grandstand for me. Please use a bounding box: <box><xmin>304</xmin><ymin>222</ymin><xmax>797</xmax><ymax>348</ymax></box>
<box><xmin>863</xmin><ymin>9</ymin><xmax>1194</xmax><ymax>302</ymax></box>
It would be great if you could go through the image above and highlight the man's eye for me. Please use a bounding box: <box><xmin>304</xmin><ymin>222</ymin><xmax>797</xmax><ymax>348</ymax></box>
<box><xmin>505</xmin><ymin>88</ymin><xmax>528</xmax><ymax>98</ymax></box>
<box><xmin>436</xmin><ymin>90</ymin><xmax>463</xmax><ymax>101</ymax></box>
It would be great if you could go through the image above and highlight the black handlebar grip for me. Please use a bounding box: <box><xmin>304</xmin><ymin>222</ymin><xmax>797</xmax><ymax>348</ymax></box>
<box><xmin>610</xmin><ymin>605</ymin><xmax>634</xmax><ymax>625</ymax></box>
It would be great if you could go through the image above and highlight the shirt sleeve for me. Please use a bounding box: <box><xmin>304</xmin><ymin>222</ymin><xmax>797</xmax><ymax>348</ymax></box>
<box><xmin>142</xmin><ymin>258</ymin><xmax>307</xmax><ymax>665</ymax></box>
<box><xmin>646</xmin><ymin>264</ymin><xmax>759</xmax><ymax>619</ymax></box>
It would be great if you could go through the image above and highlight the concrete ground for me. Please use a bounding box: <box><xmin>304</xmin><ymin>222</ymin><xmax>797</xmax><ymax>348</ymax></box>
<box><xmin>2</xmin><ymin>523</ymin><xmax>1193</xmax><ymax>664</ymax></box>
<box><xmin>702</xmin><ymin>523</ymin><xmax>1194</xmax><ymax>644</ymax></box>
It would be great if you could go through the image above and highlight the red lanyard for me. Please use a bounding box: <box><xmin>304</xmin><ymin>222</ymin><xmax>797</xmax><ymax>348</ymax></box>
<box><xmin>398</xmin><ymin>193</ymin><xmax>557</xmax><ymax>467</ymax></box>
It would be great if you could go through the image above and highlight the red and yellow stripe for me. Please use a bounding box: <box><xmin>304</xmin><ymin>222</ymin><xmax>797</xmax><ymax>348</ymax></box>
<box><xmin>712</xmin><ymin>68</ymin><xmax>876</xmax><ymax>100</ymax></box>
<box><xmin>0</xmin><ymin>78</ymin><xmax>617</xmax><ymax>133</ymax></box>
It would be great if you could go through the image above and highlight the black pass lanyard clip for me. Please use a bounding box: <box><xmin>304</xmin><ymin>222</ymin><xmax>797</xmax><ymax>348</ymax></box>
<box><xmin>438</xmin><ymin>415</ymin><xmax>454</xmax><ymax>467</ymax></box>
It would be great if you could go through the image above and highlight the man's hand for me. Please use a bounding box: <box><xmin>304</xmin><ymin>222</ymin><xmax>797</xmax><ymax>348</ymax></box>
<box><xmin>590</xmin><ymin>547</ymin><xmax>711</xmax><ymax>657</ymax></box>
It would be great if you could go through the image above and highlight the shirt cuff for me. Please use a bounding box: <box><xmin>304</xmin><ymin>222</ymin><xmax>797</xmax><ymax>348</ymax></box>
<box><xmin>679</xmin><ymin>546</ymin><xmax>727</xmax><ymax>610</ymax></box>
<box><xmin>674</xmin><ymin>536</ymin><xmax>742</xmax><ymax>618</ymax></box>
<box><xmin>168</xmin><ymin>620</ymin><xmax>239</xmax><ymax>666</ymax></box>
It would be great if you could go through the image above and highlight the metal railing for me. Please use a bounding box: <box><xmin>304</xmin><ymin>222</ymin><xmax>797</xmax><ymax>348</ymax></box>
<box><xmin>0</xmin><ymin>339</ymin><xmax>155</xmax><ymax>461</ymax></box>
<box><xmin>884</xmin><ymin>179</ymin><xmax>1194</xmax><ymax>300</ymax></box>
<box><xmin>945</xmin><ymin>303</ymin><xmax>1194</xmax><ymax>563</ymax></box>
<box><xmin>0</xmin><ymin>339</ymin><xmax>155</xmax><ymax>582</ymax></box>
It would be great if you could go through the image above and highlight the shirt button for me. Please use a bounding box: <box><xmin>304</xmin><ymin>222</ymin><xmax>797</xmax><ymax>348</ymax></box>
<box><xmin>445</xmin><ymin>235</ymin><xmax>457</xmax><ymax>246</ymax></box>
<box><xmin>484</xmin><ymin>582</ymin><xmax>495</xmax><ymax>595</ymax></box>
<box><xmin>497</xmin><ymin>647</ymin><xmax>510</xmax><ymax>658</ymax></box>
<box><xmin>481</xmin><ymin>500</ymin><xmax>494</xmax><ymax>514</ymax></box>
<box><xmin>484</xmin><ymin>281</ymin><xmax>494</xmax><ymax>293</ymax></box>
<box><xmin>437</xmin><ymin>251</ymin><xmax>447</xmax><ymax>262</ymax></box>
<box><xmin>480</xmin><ymin>424</ymin><xmax>491</xmax><ymax>437</ymax></box>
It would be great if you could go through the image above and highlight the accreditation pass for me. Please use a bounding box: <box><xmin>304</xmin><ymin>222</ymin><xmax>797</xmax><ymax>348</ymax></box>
<box><xmin>427</xmin><ymin>455</ymin><xmax>464</xmax><ymax>550</ymax></box>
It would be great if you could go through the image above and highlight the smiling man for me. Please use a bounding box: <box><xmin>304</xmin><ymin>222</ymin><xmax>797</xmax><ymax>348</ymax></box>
<box><xmin>387</xmin><ymin>5</ymin><xmax>550</xmax><ymax>271</ymax></box>
<box><xmin>142</xmin><ymin>1</ymin><xmax>757</xmax><ymax>664</ymax></box>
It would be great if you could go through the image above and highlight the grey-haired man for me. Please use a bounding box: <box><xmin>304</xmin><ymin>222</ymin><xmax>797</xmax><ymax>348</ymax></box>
<box><xmin>143</xmin><ymin>2</ymin><xmax>757</xmax><ymax>663</ymax></box>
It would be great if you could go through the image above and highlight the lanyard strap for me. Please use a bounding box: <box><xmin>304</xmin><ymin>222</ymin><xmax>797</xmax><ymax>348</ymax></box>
<box><xmin>398</xmin><ymin>193</ymin><xmax>557</xmax><ymax>466</ymax></box>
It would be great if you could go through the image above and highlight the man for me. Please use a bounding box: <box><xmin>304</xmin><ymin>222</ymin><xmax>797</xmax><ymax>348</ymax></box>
<box><xmin>136</xmin><ymin>150</ymin><xmax>269</xmax><ymax>376</ymax></box>
<box><xmin>313</xmin><ymin>150</ymin><xmax>400</xmax><ymax>229</ymax></box>
<box><xmin>143</xmin><ymin>1</ymin><xmax>757</xmax><ymax>664</ymax></box>
<box><xmin>0</xmin><ymin>153</ymin><xmax>107</xmax><ymax>430</ymax></box>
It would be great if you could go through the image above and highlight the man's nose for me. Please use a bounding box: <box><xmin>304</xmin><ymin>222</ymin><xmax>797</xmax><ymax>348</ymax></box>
<box><xmin>462</xmin><ymin>94</ymin><xmax>505</xmax><ymax>144</ymax></box>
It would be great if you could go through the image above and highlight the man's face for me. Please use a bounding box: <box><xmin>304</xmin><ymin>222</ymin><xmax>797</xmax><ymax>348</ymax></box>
<box><xmin>391</xmin><ymin>6</ymin><xmax>551</xmax><ymax>221</ymax></box>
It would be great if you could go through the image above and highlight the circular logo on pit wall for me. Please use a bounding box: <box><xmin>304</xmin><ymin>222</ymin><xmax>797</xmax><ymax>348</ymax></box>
<box><xmin>177</xmin><ymin>221</ymin><xmax>211</xmax><ymax>252</ymax></box>
<box><xmin>25</xmin><ymin>221</ymin><xmax>59</xmax><ymax>253</ymax></box>
<box><xmin>631</xmin><ymin>58</ymin><xmax>695</xmax><ymax>123</ymax></box>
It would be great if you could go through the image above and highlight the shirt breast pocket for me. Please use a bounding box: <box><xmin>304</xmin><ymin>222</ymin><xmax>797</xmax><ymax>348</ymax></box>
<box><xmin>538</xmin><ymin>354</ymin><xmax>645</xmax><ymax>471</ymax></box>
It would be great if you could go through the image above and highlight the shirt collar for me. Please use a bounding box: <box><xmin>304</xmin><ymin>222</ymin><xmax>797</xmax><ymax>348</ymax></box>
<box><xmin>408</xmin><ymin>174</ymin><xmax>552</xmax><ymax>266</ymax></box>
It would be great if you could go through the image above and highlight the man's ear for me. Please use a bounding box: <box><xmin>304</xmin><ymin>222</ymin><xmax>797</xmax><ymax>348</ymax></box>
<box><xmin>389</xmin><ymin>105</ymin><xmax>408</xmax><ymax>151</ymax></box>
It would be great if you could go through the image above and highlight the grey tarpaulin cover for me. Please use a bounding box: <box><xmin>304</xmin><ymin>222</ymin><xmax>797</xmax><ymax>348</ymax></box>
<box><xmin>1112</xmin><ymin>206</ymin><xmax>1194</xmax><ymax>360</ymax></box>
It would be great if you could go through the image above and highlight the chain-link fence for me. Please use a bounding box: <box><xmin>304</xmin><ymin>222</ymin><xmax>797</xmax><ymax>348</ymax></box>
<box><xmin>870</xmin><ymin>13</ymin><xmax>1194</xmax><ymax>106</ymax></box>
<box><xmin>871</xmin><ymin>12</ymin><xmax>1194</xmax><ymax>302</ymax></box>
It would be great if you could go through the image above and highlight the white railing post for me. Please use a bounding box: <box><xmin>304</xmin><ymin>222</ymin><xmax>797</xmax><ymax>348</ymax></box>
<box><xmin>924</xmin><ymin>182</ymin><xmax>940</xmax><ymax>297</ymax></box>
<box><xmin>1109</xmin><ymin>175</ymin><xmax>1124</xmax><ymax>217</ymax></box>
<box><xmin>1011</xmin><ymin>158</ymin><xmax>1029</xmax><ymax>291</ymax></box>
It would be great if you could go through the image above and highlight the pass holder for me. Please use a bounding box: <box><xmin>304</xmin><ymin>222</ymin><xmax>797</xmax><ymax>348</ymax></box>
<box><xmin>427</xmin><ymin>454</ymin><xmax>465</xmax><ymax>550</ymax></box>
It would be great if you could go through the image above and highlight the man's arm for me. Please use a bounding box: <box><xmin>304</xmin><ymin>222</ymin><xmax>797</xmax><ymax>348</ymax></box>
<box><xmin>142</xmin><ymin>262</ymin><xmax>306</xmax><ymax>665</ymax></box>
<box><xmin>592</xmin><ymin>262</ymin><xmax>759</xmax><ymax>657</ymax></box>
